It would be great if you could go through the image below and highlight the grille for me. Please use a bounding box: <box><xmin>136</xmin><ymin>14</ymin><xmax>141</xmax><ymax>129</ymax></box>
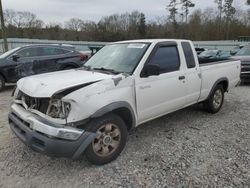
<box><xmin>20</xmin><ymin>92</ymin><xmax>50</xmax><ymax>114</ymax></box>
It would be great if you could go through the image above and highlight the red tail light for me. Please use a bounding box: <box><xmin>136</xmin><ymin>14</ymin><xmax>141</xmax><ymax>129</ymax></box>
<box><xmin>80</xmin><ymin>54</ymin><xmax>88</xmax><ymax>61</ymax></box>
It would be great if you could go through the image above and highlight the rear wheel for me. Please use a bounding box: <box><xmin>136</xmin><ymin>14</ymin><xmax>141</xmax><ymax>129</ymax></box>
<box><xmin>204</xmin><ymin>85</ymin><xmax>224</xmax><ymax>114</ymax></box>
<box><xmin>84</xmin><ymin>113</ymin><xmax>127</xmax><ymax>165</ymax></box>
<box><xmin>0</xmin><ymin>75</ymin><xmax>5</xmax><ymax>92</ymax></box>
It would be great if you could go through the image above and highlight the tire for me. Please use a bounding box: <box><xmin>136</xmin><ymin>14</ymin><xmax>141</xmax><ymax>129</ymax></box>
<box><xmin>84</xmin><ymin>113</ymin><xmax>128</xmax><ymax>165</ymax></box>
<box><xmin>0</xmin><ymin>75</ymin><xmax>5</xmax><ymax>92</ymax></box>
<box><xmin>204</xmin><ymin>85</ymin><xmax>224</xmax><ymax>114</ymax></box>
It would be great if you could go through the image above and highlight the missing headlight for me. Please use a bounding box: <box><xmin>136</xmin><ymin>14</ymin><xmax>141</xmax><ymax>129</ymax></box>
<box><xmin>12</xmin><ymin>87</ymin><xmax>22</xmax><ymax>99</ymax></box>
<box><xmin>62</xmin><ymin>102</ymin><xmax>71</xmax><ymax>118</ymax></box>
<box><xmin>46</xmin><ymin>99</ymin><xmax>71</xmax><ymax>119</ymax></box>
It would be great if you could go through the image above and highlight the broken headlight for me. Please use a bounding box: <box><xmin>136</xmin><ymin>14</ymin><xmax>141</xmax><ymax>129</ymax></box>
<box><xmin>46</xmin><ymin>99</ymin><xmax>71</xmax><ymax>119</ymax></box>
<box><xmin>12</xmin><ymin>87</ymin><xmax>22</xmax><ymax>99</ymax></box>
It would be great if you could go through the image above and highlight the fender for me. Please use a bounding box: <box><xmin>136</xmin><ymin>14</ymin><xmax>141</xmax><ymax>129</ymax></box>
<box><xmin>91</xmin><ymin>101</ymin><xmax>136</xmax><ymax>128</ymax></box>
<box><xmin>207</xmin><ymin>77</ymin><xmax>229</xmax><ymax>100</ymax></box>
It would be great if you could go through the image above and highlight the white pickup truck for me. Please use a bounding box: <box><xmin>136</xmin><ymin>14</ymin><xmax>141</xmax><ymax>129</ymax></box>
<box><xmin>9</xmin><ymin>39</ymin><xmax>241</xmax><ymax>165</ymax></box>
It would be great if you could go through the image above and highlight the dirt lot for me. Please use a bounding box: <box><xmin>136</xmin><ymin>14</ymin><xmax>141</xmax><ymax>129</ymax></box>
<box><xmin>0</xmin><ymin>85</ymin><xmax>249</xmax><ymax>188</ymax></box>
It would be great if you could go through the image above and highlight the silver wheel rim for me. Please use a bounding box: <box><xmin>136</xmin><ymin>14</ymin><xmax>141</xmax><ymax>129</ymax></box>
<box><xmin>213</xmin><ymin>89</ymin><xmax>223</xmax><ymax>109</ymax></box>
<box><xmin>92</xmin><ymin>123</ymin><xmax>121</xmax><ymax>157</ymax></box>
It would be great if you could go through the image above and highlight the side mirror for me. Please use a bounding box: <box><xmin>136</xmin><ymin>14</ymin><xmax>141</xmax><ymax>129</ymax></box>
<box><xmin>12</xmin><ymin>54</ymin><xmax>20</xmax><ymax>61</ymax></box>
<box><xmin>141</xmin><ymin>64</ymin><xmax>160</xmax><ymax>77</ymax></box>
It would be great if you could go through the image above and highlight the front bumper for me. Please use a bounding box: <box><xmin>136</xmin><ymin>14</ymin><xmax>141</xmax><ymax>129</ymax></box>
<box><xmin>8</xmin><ymin>103</ymin><xmax>96</xmax><ymax>159</ymax></box>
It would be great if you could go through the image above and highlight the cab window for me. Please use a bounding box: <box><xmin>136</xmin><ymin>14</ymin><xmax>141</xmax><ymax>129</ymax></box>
<box><xmin>148</xmin><ymin>46</ymin><xmax>180</xmax><ymax>74</ymax></box>
<box><xmin>181</xmin><ymin>42</ymin><xmax>196</xmax><ymax>68</ymax></box>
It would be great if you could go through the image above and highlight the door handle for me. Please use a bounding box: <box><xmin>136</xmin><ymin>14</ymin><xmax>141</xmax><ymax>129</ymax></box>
<box><xmin>179</xmin><ymin>76</ymin><xmax>185</xmax><ymax>80</ymax></box>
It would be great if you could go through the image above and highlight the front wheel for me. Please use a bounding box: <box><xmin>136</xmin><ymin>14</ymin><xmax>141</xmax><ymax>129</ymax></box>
<box><xmin>204</xmin><ymin>85</ymin><xmax>224</xmax><ymax>114</ymax></box>
<box><xmin>84</xmin><ymin>113</ymin><xmax>127</xmax><ymax>165</ymax></box>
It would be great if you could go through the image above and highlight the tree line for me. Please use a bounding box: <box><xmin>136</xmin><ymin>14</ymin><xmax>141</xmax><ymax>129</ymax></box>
<box><xmin>1</xmin><ymin>0</ymin><xmax>250</xmax><ymax>42</ymax></box>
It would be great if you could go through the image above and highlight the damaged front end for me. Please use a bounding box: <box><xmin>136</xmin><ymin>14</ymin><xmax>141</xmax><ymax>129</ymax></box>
<box><xmin>9</xmin><ymin>87</ymin><xmax>97</xmax><ymax>159</ymax></box>
<box><xmin>46</xmin><ymin>98</ymin><xmax>71</xmax><ymax>119</ymax></box>
<box><xmin>14</xmin><ymin>90</ymin><xmax>71</xmax><ymax>120</ymax></box>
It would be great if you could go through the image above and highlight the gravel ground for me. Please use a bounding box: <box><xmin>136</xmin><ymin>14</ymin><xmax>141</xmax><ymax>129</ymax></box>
<box><xmin>0</xmin><ymin>85</ymin><xmax>250</xmax><ymax>188</ymax></box>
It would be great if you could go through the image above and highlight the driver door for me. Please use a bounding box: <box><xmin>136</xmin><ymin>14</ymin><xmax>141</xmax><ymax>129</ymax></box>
<box><xmin>135</xmin><ymin>42</ymin><xmax>188</xmax><ymax>124</ymax></box>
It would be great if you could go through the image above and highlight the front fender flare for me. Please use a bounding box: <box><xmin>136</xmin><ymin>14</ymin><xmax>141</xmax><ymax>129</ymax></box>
<box><xmin>91</xmin><ymin>101</ymin><xmax>136</xmax><ymax>128</ymax></box>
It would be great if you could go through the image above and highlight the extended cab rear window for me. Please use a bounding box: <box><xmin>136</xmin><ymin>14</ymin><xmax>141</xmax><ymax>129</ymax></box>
<box><xmin>148</xmin><ymin>46</ymin><xmax>180</xmax><ymax>74</ymax></box>
<box><xmin>181</xmin><ymin>42</ymin><xmax>196</xmax><ymax>68</ymax></box>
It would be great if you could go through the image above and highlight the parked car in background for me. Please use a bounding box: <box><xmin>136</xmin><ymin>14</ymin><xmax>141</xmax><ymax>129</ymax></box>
<box><xmin>198</xmin><ymin>49</ymin><xmax>231</xmax><ymax>64</ymax></box>
<box><xmin>199</xmin><ymin>49</ymin><xmax>220</xmax><ymax>58</ymax></box>
<box><xmin>195</xmin><ymin>47</ymin><xmax>206</xmax><ymax>55</ymax></box>
<box><xmin>230</xmin><ymin>45</ymin><xmax>250</xmax><ymax>83</ymax></box>
<box><xmin>230</xmin><ymin>44</ymin><xmax>246</xmax><ymax>55</ymax></box>
<box><xmin>0</xmin><ymin>44</ymin><xmax>87</xmax><ymax>91</ymax></box>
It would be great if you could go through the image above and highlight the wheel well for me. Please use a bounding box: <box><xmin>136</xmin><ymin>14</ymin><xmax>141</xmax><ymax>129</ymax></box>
<box><xmin>218</xmin><ymin>80</ymin><xmax>228</xmax><ymax>92</ymax></box>
<box><xmin>112</xmin><ymin>107</ymin><xmax>133</xmax><ymax>130</ymax></box>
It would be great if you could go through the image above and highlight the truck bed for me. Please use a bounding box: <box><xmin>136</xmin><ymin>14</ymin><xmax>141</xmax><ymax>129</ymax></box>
<box><xmin>198</xmin><ymin>57</ymin><xmax>231</xmax><ymax>66</ymax></box>
<box><xmin>199</xmin><ymin>59</ymin><xmax>234</xmax><ymax>67</ymax></box>
<box><xmin>198</xmin><ymin>59</ymin><xmax>241</xmax><ymax>102</ymax></box>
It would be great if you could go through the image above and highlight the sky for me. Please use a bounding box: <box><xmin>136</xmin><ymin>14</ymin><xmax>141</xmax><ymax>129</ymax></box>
<box><xmin>2</xmin><ymin>0</ymin><xmax>248</xmax><ymax>23</ymax></box>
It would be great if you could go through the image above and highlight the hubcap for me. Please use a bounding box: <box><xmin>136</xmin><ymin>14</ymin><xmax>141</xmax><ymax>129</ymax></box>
<box><xmin>103</xmin><ymin>135</ymin><xmax>112</xmax><ymax>145</ymax></box>
<box><xmin>213</xmin><ymin>89</ymin><xmax>223</xmax><ymax>109</ymax></box>
<box><xmin>92</xmin><ymin>123</ymin><xmax>121</xmax><ymax>157</ymax></box>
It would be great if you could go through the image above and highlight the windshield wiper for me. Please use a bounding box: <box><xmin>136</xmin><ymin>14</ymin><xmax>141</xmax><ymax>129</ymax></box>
<box><xmin>92</xmin><ymin>67</ymin><xmax>121</xmax><ymax>75</ymax></box>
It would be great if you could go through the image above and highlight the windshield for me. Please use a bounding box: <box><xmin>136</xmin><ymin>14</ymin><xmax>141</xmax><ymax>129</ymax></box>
<box><xmin>84</xmin><ymin>43</ymin><xmax>150</xmax><ymax>74</ymax></box>
<box><xmin>236</xmin><ymin>46</ymin><xmax>250</xmax><ymax>56</ymax></box>
<box><xmin>0</xmin><ymin>47</ymin><xmax>20</xmax><ymax>59</ymax></box>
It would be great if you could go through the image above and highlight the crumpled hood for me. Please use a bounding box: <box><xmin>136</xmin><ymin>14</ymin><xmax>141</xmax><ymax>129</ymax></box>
<box><xmin>17</xmin><ymin>69</ymin><xmax>113</xmax><ymax>98</ymax></box>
